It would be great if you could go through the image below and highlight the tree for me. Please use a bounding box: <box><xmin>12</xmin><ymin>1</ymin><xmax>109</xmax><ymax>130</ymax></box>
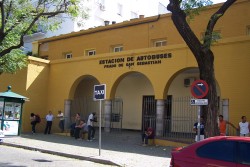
<box><xmin>167</xmin><ymin>0</ymin><xmax>236</xmax><ymax>137</ymax></box>
<box><xmin>0</xmin><ymin>0</ymin><xmax>88</xmax><ymax>74</ymax></box>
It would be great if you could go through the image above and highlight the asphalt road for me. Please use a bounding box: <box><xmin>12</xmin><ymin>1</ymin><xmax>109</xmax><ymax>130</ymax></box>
<box><xmin>0</xmin><ymin>145</ymin><xmax>111</xmax><ymax>167</ymax></box>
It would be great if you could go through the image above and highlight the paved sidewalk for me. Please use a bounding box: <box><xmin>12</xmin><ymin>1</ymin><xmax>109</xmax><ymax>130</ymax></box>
<box><xmin>1</xmin><ymin>131</ymin><xmax>171</xmax><ymax>167</ymax></box>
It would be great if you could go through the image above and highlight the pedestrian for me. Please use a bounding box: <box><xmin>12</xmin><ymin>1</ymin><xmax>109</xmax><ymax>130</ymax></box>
<box><xmin>142</xmin><ymin>127</ymin><xmax>154</xmax><ymax>146</ymax></box>
<box><xmin>87</xmin><ymin>112</ymin><xmax>97</xmax><ymax>141</ymax></box>
<box><xmin>44</xmin><ymin>111</ymin><xmax>54</xmax><ymax>134</ymax></box>
<box><xmin>80</xmin><ymin>120</ymin><xmax>88</xmax><ymax>139</ymax></box>
<box><xmin>30</xmin><ymin>113</ymin><xmax>37</xmax><ymax>134</ymax></box>
<box><xmin>57</xmin><ymin>110</ymin><xmax>64</xmax><ymax>133</ymax></box>
<box><xmin>75</xmin><ymin>120</ymin><xmax>87</xmax><ymax>140</ymax></box>
<box><xmin>73</xmin><ymin>113</ymin><xmax>81</xmax><ymax>138</ymax></box>
<box><xmin>218</xmin><ymin>115</ymin><xmax>237</xmax><ymax>136</ymax></box>
<box><xmin>193</xmin><ymin>116</ymin><xmax>205</xmax><ymax>142</ymax></box>
<box><xmin>238</xmin><ymin>116</ymin><xmax>250</xmax><ymax>137</ymax></box>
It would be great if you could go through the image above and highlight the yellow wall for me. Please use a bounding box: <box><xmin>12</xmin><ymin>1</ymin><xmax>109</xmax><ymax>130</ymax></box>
<box><xmin>0</xmin><ymin>0</ymin><xmax>249</xmax><ymax>132</ymax></box>
<box><xmin>0</xmin><ymin>57</ymin><xmax>49</xmax><ymax>132</ymax></box>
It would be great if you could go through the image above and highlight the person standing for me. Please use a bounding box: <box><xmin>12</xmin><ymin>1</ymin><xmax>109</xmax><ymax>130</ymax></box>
<box><xmin>44</xmin><ymin>111</ymin><xmax>54</xmax><ymax>134</ymax></box>
<box><xmin>193</xmin><ymin>116</ymin><xmax>205</xmax><ymax>142</ymax></box>
<box><xmin>57</xmin><ymin>110</ymin><xmax>64</xmax><ymax>133</ymax></box>
<box><xmin>87</xmin><ymin>112</ymin><xmax>97</xmax><ymax>141</ymax></box>
<box><xmin>218</xmin><ymin>115</ymin><xmax>237</xmax><ymax>136</ymax></box>
<box><xmin>30</xmin><ymin>113</ymin><xmax>37</xmax><ymax>134</ymax></box>
<box><xmin>238</xmin><ymin>116</ymin><xmax>250</xmax><ymax>137</ymax></box>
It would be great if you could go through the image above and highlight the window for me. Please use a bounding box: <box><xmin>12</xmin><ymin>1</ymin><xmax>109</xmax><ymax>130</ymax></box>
<box><xmin>85</xmin><ymin>49</ymin><xmax>96</xmax><ymax>56</ymax></box>
<box><xmin>113</xmin><ymin>46</ymin><xmax>123</xmax><ymax>52</ymax></box>
<box><xmin>196</xmin><ymin>141</ymin><xmax>236</xmax><ymax>162</ymax></box>
<box><xmin>239</xmin><ymin>142</ymin><xmax>250</xmax><ymax>165</ymax></box>
<box><xmin>65</xmin><ymin>53</ymin><xmax>72</xmax><ymax>59</ymax></box>
<box><xmin>154</xmin><ymin>40</ymin><xmax>167</xmax><ymax>47</ymax></box>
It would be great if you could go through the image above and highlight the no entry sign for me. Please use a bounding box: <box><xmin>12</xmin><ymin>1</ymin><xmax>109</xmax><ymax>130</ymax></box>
<box><xmin>191</xmin><ymin>80</ymin><xmax>209</xmax><ymax>99</ymax></box>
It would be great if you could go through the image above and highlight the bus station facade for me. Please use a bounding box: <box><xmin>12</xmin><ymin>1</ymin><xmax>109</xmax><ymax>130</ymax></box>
<box><xmin>0</xmin><ymin>0</ymin><xmax>249</xmax><ymax>144</ymax></box>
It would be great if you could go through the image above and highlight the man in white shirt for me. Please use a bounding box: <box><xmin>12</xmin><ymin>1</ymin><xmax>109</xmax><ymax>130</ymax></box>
<box><xmin>87</xmin><ymin>112</ymin><xmax>97</xmax><ymax>141</ymax></box>
<box><xmin>57</xmin><ymin>110</ymin><xmax>64</xmax><ymax>133</ymax></box>
<box><xmin>44</xmin><ymin>111</ymin><xmax>54</xmax><ymax>134</ymax></box>
<box><xmin>238</xmin><ymin>116</ymin><xmax>250</xmax><ymax>137</ymax></box>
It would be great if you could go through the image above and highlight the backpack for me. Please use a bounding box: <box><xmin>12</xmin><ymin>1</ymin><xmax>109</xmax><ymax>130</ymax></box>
<box><xmin>35</xmin><ymin>114</ymin><xmax>41</xmax><ymax>123</ymax></box>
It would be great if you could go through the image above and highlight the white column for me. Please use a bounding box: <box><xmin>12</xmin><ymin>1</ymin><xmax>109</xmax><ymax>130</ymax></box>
<box><xmin>222</xmin><ymin>99</ymin><xmax>229</xmax><ymax>135</ymax></box>
<box><xmin>222</xmin><ymin>99</ymin><xmax>229</xmax><ymax>121</ymax></box>
<box><xmin>64</xmin><ymin>99</ymin><xmax>72</xmax><ymax>129</ymax></box>
<box><xmin>156</xmin><ymin>99</ymin><xmax>164</xmax><ymax>136</ymax></box>
<box><xmin>104</xmin><ymin>100</ymin><xmax>112</xmax><ymax>132</ymax></box>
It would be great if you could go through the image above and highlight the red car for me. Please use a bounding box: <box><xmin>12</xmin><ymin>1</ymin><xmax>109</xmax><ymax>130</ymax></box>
<box><xmin>170</xmin><ymin>136</ymin><xmax>250</xmax><ymax>167</ymax></box>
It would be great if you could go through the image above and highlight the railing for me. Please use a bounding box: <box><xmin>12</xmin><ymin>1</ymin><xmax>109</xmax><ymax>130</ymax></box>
<box><xmin>162</xmin><ymin>117</ymin><xmax>196</xmax><ymax>144</ymax></box>
<box><xmin>143</xmin><ymin>116</ymin><xmax>239</xmax><ymax>144</ymax></box>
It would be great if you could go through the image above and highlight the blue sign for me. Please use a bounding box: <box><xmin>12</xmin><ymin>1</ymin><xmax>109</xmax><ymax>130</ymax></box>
<box><xmin>94</xmin><ymin>84</ymin><xmax>106</xmax><ymax>100</ymax></box>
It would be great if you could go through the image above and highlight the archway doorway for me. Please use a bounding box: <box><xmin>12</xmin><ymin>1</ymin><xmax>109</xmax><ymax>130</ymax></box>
<box><xmin>71</xmin><ymin>76</ymin><xmax>99</xmax><ymax>122</ymax></box>
<box><xmin>114</xmin><ymin>72</ymin><xmax>154</xmax><ymax>132</ymax></box>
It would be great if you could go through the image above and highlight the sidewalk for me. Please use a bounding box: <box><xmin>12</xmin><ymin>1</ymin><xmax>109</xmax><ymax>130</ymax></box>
<box><xmin>1</xmin><ymin>130</ymin><xmax>171</xmax><ymax>167</ymax></box>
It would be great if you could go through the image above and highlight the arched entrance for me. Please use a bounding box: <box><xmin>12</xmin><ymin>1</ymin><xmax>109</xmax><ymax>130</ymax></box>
<box><xmin>112</xmin><ymin>72</ymin><xmax>154</xmax><ymax>132</ymax></box>
<box><xmin>70</xmin><ymin>75</ymin><xmax>99</xmax><ymax>122</ymax></box>
<box><xmin>163</xmin><ymin>68</ymin><xmax>221</xmax><ymax>143</ymax></box>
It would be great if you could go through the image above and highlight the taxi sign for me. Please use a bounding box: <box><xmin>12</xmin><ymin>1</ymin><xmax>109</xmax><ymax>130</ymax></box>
<box><xmin>94</xmin><ymin>84</ymin><xmax>106</xmax><ymax>100</ymax></box>
<box><xmin>190</xmin><ymin>99</ymin><xmax>208</xmax><ymax>105</ymax></box>
<box><xmin>191</xmin><ymin>80</ymin><xmax>209</xmax><ymax>99</ymax></box>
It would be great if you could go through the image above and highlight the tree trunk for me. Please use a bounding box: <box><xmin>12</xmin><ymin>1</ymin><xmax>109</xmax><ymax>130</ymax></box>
<box><xmin>198</xmin><ymin>50</ymin><xmax>219</xmax><ymax>137</ymax></box>
<box><xmin>167</xmin><ymin>0</ymin><xmax>224</xmax><ymax>137</ymax></box>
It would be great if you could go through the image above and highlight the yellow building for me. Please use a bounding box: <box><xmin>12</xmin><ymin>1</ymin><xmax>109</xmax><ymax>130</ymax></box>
<box><xmin>0</xmin><ymin>0</ymin><xmax>249</xmax><ymax>144</ymax></box>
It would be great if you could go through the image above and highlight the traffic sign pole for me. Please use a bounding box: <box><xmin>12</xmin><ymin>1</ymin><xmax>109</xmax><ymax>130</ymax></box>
<box><xmin>94</xmin><ymin>84</ymin><xmax>106</xmax><ymax>156</ymax></box>
<box><xmin>99</xmin><ymin>100</ymin><xmax>101</xmax><ymax>156</ymax></box>
<box><xmin>190</xmin><ymin>80</ymin><xmax>209</xmax><ymax>142</ymax></box>
<box><xmin>197</xmin><ymin>106</ymin><xmax>201</xmax><ymax>142</ymax></box>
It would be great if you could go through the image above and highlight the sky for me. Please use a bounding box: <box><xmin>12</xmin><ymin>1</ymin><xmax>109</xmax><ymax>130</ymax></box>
<box><xmin>212</xmin><ymin>0</ymin><xmax>226</xmax><ymax>4</ymax></box>
<box><xmin>159</xmin><ymin>0</ymin><xmax>226</xmax><ymax>5</ymax></box>
<box><xmin>143</xmin><ymin>0</ymin><xmax>227</xmax><ymax>17</ymax></box>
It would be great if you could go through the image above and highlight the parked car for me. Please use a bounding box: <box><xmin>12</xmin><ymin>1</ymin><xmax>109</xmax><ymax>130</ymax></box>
<box><xmin>170</xmin><ymin>136</ymin><xmax>250</xmax><ymax>167</ymax></box>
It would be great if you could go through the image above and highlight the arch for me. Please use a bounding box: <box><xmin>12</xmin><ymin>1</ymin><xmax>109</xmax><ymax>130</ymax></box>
<box><xmin>68</xmin><ymin>75</ymin><xmax>100</xmax><ymax>100</ymax></box>
<box><xmin>110</xmin><ymin>71</ymin><xmax>155</xmax><ymax>130</ymax></box>
<box><xmin>110</xmin><ymin>71</ymin><xmax>154</xmax><ymax>99</ymax></box>
<box><xmin>163</xmin><ymin>67</ymin><xmax>221</xmax><ymax>99</ymax></box>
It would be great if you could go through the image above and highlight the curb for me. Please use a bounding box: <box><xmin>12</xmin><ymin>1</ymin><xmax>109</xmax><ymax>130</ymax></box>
<box><xmin>2</xmin><ymin>142</ymin><xmax>121</xmax><ymax>167</ymax></box>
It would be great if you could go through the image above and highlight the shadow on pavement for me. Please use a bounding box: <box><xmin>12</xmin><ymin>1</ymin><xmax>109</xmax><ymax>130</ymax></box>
<box><xmin>13</xmin><ymin>130</ymin><xmax>172</xmax><ymax>158</ymax></box>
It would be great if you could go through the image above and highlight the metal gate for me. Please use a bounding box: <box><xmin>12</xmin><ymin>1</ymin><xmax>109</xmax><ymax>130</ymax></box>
<box><xmin>110</xmin><ymin>98</ymin><xmax>123</xmax><ymax>131</ymax></box>
<box><xmin>142</xmin><ymin>96</ymin><xmax>156</xmax><ymax>132</ymax></box>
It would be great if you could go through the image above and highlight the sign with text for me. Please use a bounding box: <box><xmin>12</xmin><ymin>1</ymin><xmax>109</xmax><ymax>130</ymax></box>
<box><xmin>190</xmin><ymin>99</ymin><xmax>208</xmax><ymax>105</ymax></box>
<box><xmin>94</xmin><ymin>84</ymin><xmax>106</xmax><ymax>100</ymax></box>
<box><xmin>99</xmin><ymin>53</ymin><xmax>172</xmax><ymax>69</ymax></box>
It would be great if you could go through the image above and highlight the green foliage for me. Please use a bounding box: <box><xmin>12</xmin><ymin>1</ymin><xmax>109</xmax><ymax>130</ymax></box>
<box><xmin>0</xmin><ymin>50</ymin><xmax>28</xmax><ymax>74</ymax></box>
<box><xmin>0</xmin><ymin>0</ymin><xmax>88</xmax><ymax>74</ymax></box>
<box><xmin>202</xmin><ymin>31</ymin><xmax>222</xmax><ymax>47</ymax></box>
<box><xmin>181</xmin><ymin>0</ymin><xmax>213</xmax><ymax>21</ymax></box>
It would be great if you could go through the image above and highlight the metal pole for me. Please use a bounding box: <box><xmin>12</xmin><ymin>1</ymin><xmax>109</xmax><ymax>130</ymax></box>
<box><xmin>197</xmin><ymin>105</ymin><xmax>201</xmax><ymax>142</ymax></box>
<box><xmin>99</xmin><ymin>100</ymin><xmax>102</xmax><ymax>156</ymax></box>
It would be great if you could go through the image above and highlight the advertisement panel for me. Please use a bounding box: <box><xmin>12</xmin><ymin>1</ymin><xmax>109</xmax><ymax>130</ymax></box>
<box><xmin>2</xmin><ymin>121</ymin><xmax>19</xmax><ymax>135</ymax></box>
